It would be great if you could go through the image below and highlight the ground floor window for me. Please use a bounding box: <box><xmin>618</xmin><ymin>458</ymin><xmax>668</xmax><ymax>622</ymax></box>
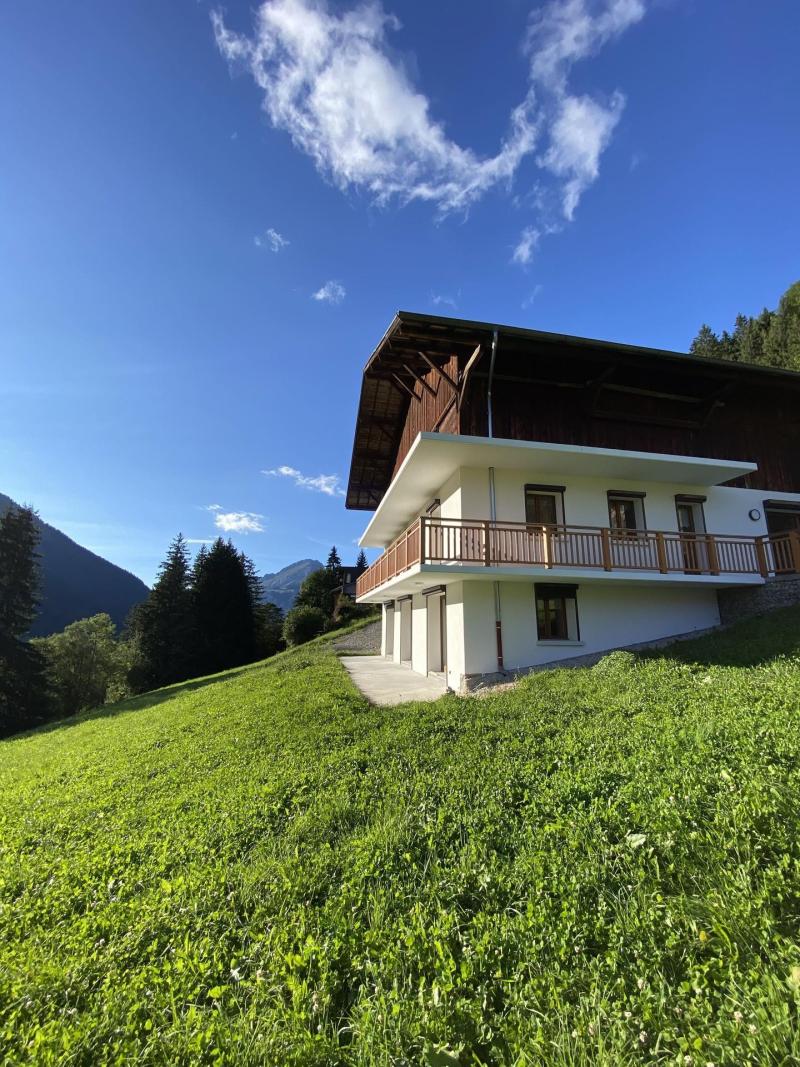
<box><xmin>535</xmin><ymin>583</ymin><xmax>580</xmax><ymax>641</ymax></box>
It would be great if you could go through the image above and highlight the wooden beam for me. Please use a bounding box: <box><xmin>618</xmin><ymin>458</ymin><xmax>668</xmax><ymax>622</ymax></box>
<box><xmin>459</xmin><ymin>344</ymin><xmax>483</xmax><ymax>409</ymax></box>
<box><xmin>419</xmin><ymin>352</ymin><xmax>459</xmax><ymax>393</ymax></box>
<box><xmin>432</xmin><ymin>393</ymin><xmax>458</xmax><ymax>432</ymax></box>
<box><xmin>402</xmin><ymin>363</ymin><xmax>437</xmax><ymax>399</ymax></box>
<box><xmin>390</xmin><ymin>373</ymin><xmax>420</xmax><ymax>403</ymax></box>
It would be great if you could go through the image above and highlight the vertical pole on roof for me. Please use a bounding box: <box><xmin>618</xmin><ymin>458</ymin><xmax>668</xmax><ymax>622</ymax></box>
<box><xmin>487</xmin><ymin>328</ymin><xmax>504</xmax><ymax>672</ymax></box>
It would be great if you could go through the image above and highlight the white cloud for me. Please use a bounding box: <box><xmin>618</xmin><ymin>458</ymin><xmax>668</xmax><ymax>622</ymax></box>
<box><xmin>186</xmin><ymin>538</ymin><xmax>215</xmax><ymax>544</ymax></box>
<box><xmin>512</xmin><ymin>226</ymin><xmax>541</xmax><ymax>266</ymax></box>
<box><xmin>430</xmin><ymin>291</ymin><xmax>458</xmax><ymax>310</ymax></box>
<box><xmin>263</xmin><ymin>464</ymin><xmax>345</xmax><ymax>497</ymax></box>
<box><xmin>254</xmin><ymin>226</ymin><xmax>290</xmax><ymax>251</ymax></box>
<box><xmin>213</xmin><ymin>511</ymin><xmax>266</xmax><ymax>533</ymax></box>
<box><xmin>205</xmin><ymin>504</ymin><xmax>223</xmax><ymax>511</ymax></box>
<box><xmin>312</xmin><ymin>280</ymin><xmax>346</xmax><ymax>304</ymax></box>
<box><xmin>213</xmin><ymin>0</ymin><xmax>646</xmax><ymax>234</ymax></box>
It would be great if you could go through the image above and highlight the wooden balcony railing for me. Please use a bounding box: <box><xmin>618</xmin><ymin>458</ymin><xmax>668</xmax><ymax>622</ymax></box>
<box><xmin>356</xmin><ymin>517</ymin><xmax>800</xmax><ymax>598</ymax></box>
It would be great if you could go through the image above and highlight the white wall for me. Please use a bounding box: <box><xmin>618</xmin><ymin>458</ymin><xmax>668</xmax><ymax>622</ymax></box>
<box><xmin>444</xmin><ymin>582</ymin><xmax>466</xmax><ymax>691</ymax></box>
<box><xmin>460</xmin><ymin>578</ymin><xmax>720</xmax><ymax>680</ymax></box>
<box><xmin>448</xmin><ymin>465</ymin><xmax>800</xmax><ymax>539</ymax></box>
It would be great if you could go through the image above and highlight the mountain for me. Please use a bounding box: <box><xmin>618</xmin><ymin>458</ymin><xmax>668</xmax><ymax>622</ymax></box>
<box><xmin>0</xmin><ymin>493</ymin><xmax>150</xmax><ymax>636</ymax></box>
<box><xmin>260</xmin><ymin>558</ymin><xmax>322</xmax><ymax>612</ymax></box>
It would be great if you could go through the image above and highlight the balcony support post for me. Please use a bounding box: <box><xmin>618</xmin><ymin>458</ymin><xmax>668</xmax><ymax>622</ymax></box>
<box><xmin>483</xmin><ymin>520</ymin><xmax>491</xmax><ymax>566</ymax></box>
<box><xmin>419</xmin><ymin>517</ymin><xmax>426</xmax><ymax>565</ymax></box>
<box><xmin>655</xmin><ymin>531</ymin><xmax>668</xmax><ymax>573</ymax></box>
<box><xmin>791</xmin><ymin>531</ymin><xmax>800</xmax><ymax>574</ymax></box>
<box><xmin>600</xmin><ymin>527</ymin><xmax>612</xmax><ymax>571</ymax></box>
<box><xmin>706</xmin><ymin>534</ymin><xmax>720</xmax><ymax>575</ymax></box>
<box><xmin>755</xmin><ymin>536</ymin><xmax>769</xmax><ymax>578</ymax></box>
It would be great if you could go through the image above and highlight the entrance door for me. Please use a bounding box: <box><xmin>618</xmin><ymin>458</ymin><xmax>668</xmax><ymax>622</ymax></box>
<box><xmin>425</xmin><ymin>591</ymin><xmax>447</xmax><ymax>674</ymax></box>
<box><xmin>399</xmin><ymin>599</ymin><xmax>412</xmax><ymax>663</ymax></box>
<box><xmin>676</xmin><ymin>500</ymin><xmax>707</xmax><ymax>572</ymax></box>
<box><xmin>384</xmin><ymin>604</ymin><xmax>394</xmax><ymax>658</ymax></box>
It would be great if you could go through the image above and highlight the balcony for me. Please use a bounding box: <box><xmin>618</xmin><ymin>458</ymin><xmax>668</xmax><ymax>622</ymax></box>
<box><xmin>356</xmin><ymin>517</ymin><xmax>800</xmax><ymax>598</ymax></box>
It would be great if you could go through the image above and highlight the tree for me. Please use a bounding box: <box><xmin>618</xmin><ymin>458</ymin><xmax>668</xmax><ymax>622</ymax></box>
<box><xmin>130</xmin><ymin>534</ymin><xmax>195</xmax><ymax>690</ymax></box>
<box><xmin>295</xmin><ymin>566</ymin><xmax>339</xmax><ymax>617</ymax></box>
<box><xmin>689</xmin><ymin>324</ymin><xmax>720</xmax><ymax>359</ymax></box>
<box><xmin>764</xmin><ymin>281</ymin><xmax>800</xmax><ymax>371</ymax></box>
<box><xmin>0</xmin><ymin>504</ymin><xmax>49</xmax><ymax>736</ymax></box>
<box><xmin>283</xmin><ymin>605</ymin><xmax>327</xmax><ymax>646</ymax></box>
<box><xmin>254</xmin><ymin>601</ymin><xmax>284</xmax><ymax>659</ymax></box>
<box><xmin>192</xmin><ymin>538</ymin><xmax>256</xmax><ymax>674</ymax></box>
<box><xmin>34</xmin><ymin>614</ymin><xmax>123</xmax><ymax>718</ymax></box>
<box><xmin>326</xmin><ymin>545</ymin><xmax>342</xmax><ymax>575</ymax></box>
<box><xmin>355</xmin><ymin>549</ymin><xmax>368</xmax><ymax>571</ymax></box>
<box><xmin>689</xmin><ymin>282</ymin><xmax>800</xmax><ymax>371</ymax></box>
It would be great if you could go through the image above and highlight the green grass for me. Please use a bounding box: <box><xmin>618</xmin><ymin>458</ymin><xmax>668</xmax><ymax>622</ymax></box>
<box><xmin>2</xmin><ymin>609</ymin><xmax>800</xmax><ymax>1065</ymax></box>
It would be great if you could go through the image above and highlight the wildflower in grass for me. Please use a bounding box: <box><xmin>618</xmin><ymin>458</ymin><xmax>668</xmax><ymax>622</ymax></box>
<box><xmin>733</xmin><ymin>1010</ymin><xmax>743</xmax><ymax>1023</ymax></box>
<box><xmin>639</xmin><ymin>1030</ymin><xmax>648</xmax><ymax>1044</ymax></box>
<box><xmin>637</xmin><ymin>977</ymin><xmax>645</xmax><ymax>990</ymax></box>
<box><xmin>230</xmin><ymin>967</ymin><xmax>241</xmax><ymax>982</ymax></box>
<box><xmin>748</xmin><ymin>1024</ymin><xmax>757</xmax><ymax>1034</ymax></box>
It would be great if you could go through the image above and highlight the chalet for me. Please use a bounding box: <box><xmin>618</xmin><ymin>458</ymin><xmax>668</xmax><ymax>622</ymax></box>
<box><xmin>346</xmin><ymin>312</ymin><xmax>800</xmax><ymax>691</ymax></box>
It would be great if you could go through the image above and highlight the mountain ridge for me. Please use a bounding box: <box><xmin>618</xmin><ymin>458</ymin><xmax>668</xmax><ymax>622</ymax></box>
<box><xmin>0</xmin><ymin>493</ymin><xmax>150</xmax><ymax>636</ymax></box>
<box><xmin>259</xmin><ymin>558</ymin><xmax>322</xmax><ymax>612</ymax></box>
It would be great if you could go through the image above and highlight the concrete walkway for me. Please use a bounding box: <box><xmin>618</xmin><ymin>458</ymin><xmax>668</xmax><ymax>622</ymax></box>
<box><xmin>340</xmin><ymin>656</ymin><xmax>448</xmax><ymax>706</ymax></box>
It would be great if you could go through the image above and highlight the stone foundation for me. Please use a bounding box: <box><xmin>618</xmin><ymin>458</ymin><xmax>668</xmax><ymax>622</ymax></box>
<box><xmin>717</xmin><ymin>574</ymin><xmax>800</xmax><ymax>627</ymax></box>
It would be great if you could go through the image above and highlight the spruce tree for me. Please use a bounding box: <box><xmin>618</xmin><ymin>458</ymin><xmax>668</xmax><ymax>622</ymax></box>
<box><xmin>0</xmin><ymin>504</ymin><xmax>49</xmax><ymax>735</ymax></box>
<box><xmin>355</xmin><ymin>548</ymin><xmax>368</xmax><ymax>571</ymax></box>
<box><xmin>326</xmin><ymin>545</ymin><xmax>342</xmax><ymax>574</ymax></box>
<box><xmin>689</xmin><ymin>324</ymin><xmax>721</xmax><ymax>359</ymax></box>
<box><xmin>132</xmin><ymin>534</ymin><xmax>195</xmax><ymax>690</ymax></box>
<box><xmin>192</xmin><ymin>538</ymin><xmax>256</xmax><ymax>674</ymax></box>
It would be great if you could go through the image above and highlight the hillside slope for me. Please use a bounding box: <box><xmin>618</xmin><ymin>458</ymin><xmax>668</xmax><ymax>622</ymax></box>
<box><xmin>2</xmin><ymin>610</ymin><xmax>800</xmax><ymax>1063</ymax></box>
<box><xmin>0</xmin><ymin>492</ymin><xmax>149</xmax><ymax>635</ymax></box>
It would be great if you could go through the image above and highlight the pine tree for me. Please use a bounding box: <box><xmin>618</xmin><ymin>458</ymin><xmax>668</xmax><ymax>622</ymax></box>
<box><xmin>131</xmin><ymin>534</ymin><xmax>195</xmax><ymax>690</ymax></box>
<box><xmin>689</xmin><ymin>324</ymin><xmax>721</xmax><ymax>359</ymax></box>
<box><xmin>192</xmin><ymin>538</ymin><xmax>256</xmax><ymax>674</ymax></box>
<box><xmin>355</xmin><ymin>549</ymin><xmax>368</xmax><ymax>571</ymax></box>
<box><xmin>0</xmin><ymin>504</ymin><xmax>49</xmax><ymax>736</ymax></box>
<box><xmin>326</xmin><ymin>546</ymin><xmax>342</xmax><ymax>574</ymax></box>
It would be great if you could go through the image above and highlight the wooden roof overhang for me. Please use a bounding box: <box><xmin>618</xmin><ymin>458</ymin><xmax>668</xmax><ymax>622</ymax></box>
<box><xmin>346</xmin><ymin>311</ymin><xmax>800</xmax><ymax>511</ymax></box>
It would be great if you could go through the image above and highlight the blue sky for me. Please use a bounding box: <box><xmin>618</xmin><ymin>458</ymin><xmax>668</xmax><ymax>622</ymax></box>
<box><xmin>2</xmin><ymin>0</ymin><xmax>799</xmax><ymax>586</ymax></box>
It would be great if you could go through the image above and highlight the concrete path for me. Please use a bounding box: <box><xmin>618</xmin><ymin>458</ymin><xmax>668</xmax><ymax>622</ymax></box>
<box><xmin>340</xmin><ymin>656</ymin><xmax>448</xmax><ymax>706</ymax></box>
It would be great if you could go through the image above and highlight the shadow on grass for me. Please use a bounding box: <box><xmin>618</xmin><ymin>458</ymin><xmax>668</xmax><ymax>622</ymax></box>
<box><xmin>8</xmin><ymin>662</ymin><xmax>271</xmax><ymax>743</ymax></box>
<box><xmin>639</xmin><ymin>604</ymin><xmax>800</xmax><ymax>668</ymax></box>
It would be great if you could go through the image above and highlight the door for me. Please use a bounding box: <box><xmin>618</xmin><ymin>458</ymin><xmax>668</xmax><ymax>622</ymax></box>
<box><xmin>676</xmin><ymin>501</ymin><xmax>707</xmax><ymax>572</ymax></box>
<box><xmin>399</xmin><ymin>599</ymin><xmax>412</xmax><ymax>663</ymax></box>
<box><xmin>425</xmin><ymin>591</ymin><xmax>447</xmax><ymax>674</ymax></box>
<box><xmin>384</xmin><ymin>604</ymin><xmax>394</xmax><ymax>658</ymax></box>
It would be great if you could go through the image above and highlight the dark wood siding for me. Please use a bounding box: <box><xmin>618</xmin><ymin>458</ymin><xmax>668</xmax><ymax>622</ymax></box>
<box><xmin>392</xmin><ymin>354</ymin><xmax>461</xmax><ymax>477</ymax></box>
<box><xmin>462</xmin><ymin>375</ymin><xmax>800</xmax><ymax>493</ymax></box>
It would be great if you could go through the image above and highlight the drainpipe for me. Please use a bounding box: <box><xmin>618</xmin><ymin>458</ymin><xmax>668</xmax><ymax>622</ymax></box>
<box><xmin>487</xmin><ymin>329</ymin><xmax>504</xmax><ymax>672</ymax></box>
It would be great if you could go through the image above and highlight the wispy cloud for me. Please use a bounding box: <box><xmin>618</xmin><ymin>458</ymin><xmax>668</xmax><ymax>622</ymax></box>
<box><xmin>186</xmin><ymin>538</ymin><xmax>215</xmax><ymax>544</ymax></box>
<box><xmin>263</xmin><ymin>465</ymin><xmax>345</xmax><ymax>497</ymax></box>
<box><xmin>213</xmin><ymin>511</ymin><xmax>266</xmax><ymax>533</ymax></box>
<box><xmin>512</xmin><ymin>226</ymin><xmax>541</xmax><ymax>266</ymax></box>
<box><xmin>522</xmin><ymin>283</ymin><xmax>544</xmax><ymax>308</ymax></box>
<box><xmin>430</xmin><ymin>291</ymin><xmax>459</xmax><ymax>311</ymax></box>
<box><xmin>205</xmin><ymin>504</ymin><xmax>223</xmax><ymax>512</ymax></box>
<box><xmin>213</xmin><ymin>0</ymin><xmax>645</xmax><ymax>235</ymax></box>
<box><xmin>312</xmin><ymin>280</ymin><xmax>346</xmax><ymax>304</ymax></box>
<box><xmin>254</xmin><ymin>226</ymin><xmax>289</xmax><ymax>251</ymax></box>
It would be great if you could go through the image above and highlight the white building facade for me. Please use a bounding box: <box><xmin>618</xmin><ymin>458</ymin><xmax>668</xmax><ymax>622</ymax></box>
<box><xmin>355</xmin><ymin>433</ymin><xmax>800</xmax><ymax>691</ymax></box>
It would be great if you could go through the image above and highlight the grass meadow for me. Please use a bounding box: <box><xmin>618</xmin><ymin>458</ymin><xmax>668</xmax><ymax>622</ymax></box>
<box><xmin>2</xmin><ymin>609</ymin><xmax>800</xmax><ymax>1065</ymax></box>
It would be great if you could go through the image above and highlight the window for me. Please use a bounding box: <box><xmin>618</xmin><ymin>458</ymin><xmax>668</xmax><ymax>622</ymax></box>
<box><xmin>764</xmin><ymin>503</ymin><xmax>800</xmax><ymax>536</ymax></box>
<box><xmin>525</xmin><ymin>484</ymin><xmax>565</xmax><ymax>526</ymax></box>
<box><xmin>607</xmin><ymin>491</ymin><xmax>646</xmax><ymax>533</ymax></box>
<box><xmin>535</xmin><ymin>583</ymin><xmax>580</xmax><ymax>641</ymax></box>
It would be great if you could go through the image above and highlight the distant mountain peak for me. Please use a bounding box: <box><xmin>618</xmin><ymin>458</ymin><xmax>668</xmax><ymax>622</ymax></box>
<box><xmin>259</xmin><ymin>558</ymin><xmax>323</xmax><ymax>611</ymax></box>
